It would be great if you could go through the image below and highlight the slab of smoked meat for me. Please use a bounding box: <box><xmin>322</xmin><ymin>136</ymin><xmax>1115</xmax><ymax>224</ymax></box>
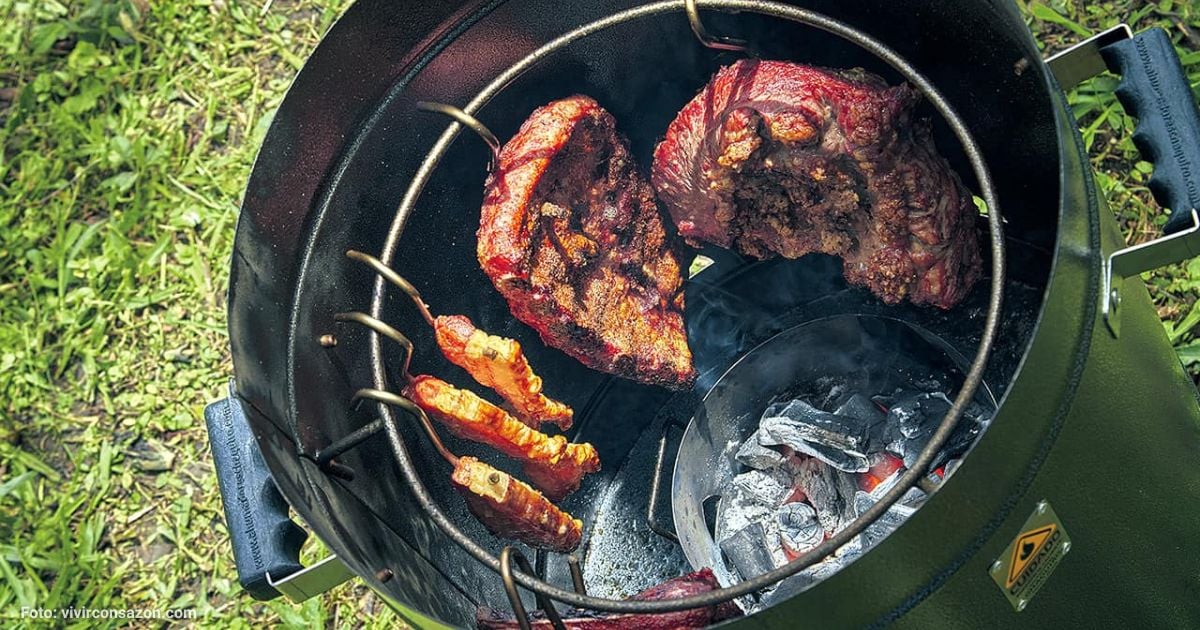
<box><xmin>652</xmin><ymin>60</ymin><xmax>982</xmax><ymax>309</ymax></box>
<box><xmin>475</xmin><ymin>568</ymin><xmax>742</xmax><ymax>629</ymax></box>
<box><xmin>407</xmin><ymin>375</ymin><xmax>600</xmax><ymax>501</ymax></box>
<box><xmin>434</xmin><ymin>315</ymin><xmax>574</xmax><ymax>430</ymax></box>
<box><xmin>451</xmin><ymin>456</ymin><xmax>583</xmax><ymax>554</ymax></box>
<box><xmin>478</xmin><ymin>95</ymin><xmax>695</xmax><ymax>388</ymax></box>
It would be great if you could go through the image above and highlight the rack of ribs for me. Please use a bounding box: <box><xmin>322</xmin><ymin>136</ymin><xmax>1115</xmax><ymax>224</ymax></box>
<box><xmin>452</xmin><ymin>456</ymin><xmax>583</xmax><ymax>554</ymax></box>
<box><xmin>434</xmin><ymin>314</ymin><xmax>574</xmax><ymax>430</ymax></box>
<box><xmin>406</xmin><ymin>375</ymin><xmax>600</xmax><ymax>501</ymax></box>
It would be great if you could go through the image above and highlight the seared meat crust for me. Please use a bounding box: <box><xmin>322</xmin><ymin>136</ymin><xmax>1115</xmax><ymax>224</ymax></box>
<box><xmin>652</xmin><ymin>60</ymin><xmax>981</xmax><ymax>309</ymax></box>
<box><xmin>478</xmin><ymin>95</ymin><xmax>695</xmax><ymax>388</ymax></box>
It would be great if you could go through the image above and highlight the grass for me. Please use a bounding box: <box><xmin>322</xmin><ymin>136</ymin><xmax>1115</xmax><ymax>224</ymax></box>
<box><xmin>0</xmin><ymin>0</ymin><xmax>1196</xmax><ymax>628</ymax></box>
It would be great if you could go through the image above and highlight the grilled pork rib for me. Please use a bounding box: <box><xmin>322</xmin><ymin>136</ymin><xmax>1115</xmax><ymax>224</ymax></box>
<box><xmin>475</xmin><ymin>568</ymin><xmax>742</xmax><ymax>629</ymax></box>
<box><xmin>434</xmin><ymin>315</ymin><xmax>574</xmax><ymax>430</ymax></box>
<box><xmin>406</xmin><ymin>375</ymin><xmax>600</xmax><ymax>501</ymax></box>
<box><xmin>478</xmin><ymin>95</ymin><xmax>695</xmax><ymax>389</ymax></box>
<box><xmin>652</xmin><ymin>60</ymin><xmax>982</xmax><ymax>309</ymax></box>
<box><xmin>451</xmin><ymin>456</ymin><xmax>583</xmax><ymax>554</ymax></box>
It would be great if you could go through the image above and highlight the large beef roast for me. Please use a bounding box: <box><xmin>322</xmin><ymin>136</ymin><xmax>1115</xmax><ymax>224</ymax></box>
<box><xmin>651</xmin><ymin>60</ymin><xmax>982</xmax><ymax>309</ymax></box>
<box><xmin>478</xmin><ymin>95</ymin><xmax>695</xmax><ymax>389</ymax></box>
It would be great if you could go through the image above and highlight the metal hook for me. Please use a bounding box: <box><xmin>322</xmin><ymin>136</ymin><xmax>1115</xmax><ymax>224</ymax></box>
<box><xmin>310</xmin><ymin>418</ymin><xmax>385</xmax><ymax>467</ymax></box>
<box><xmin>500</xmin><ymin>546</ymin><xmax>567</xmax><ymax>630</ymax></box>
<box><xmin>566</xmin><ymin>556</ymin><xmax>586</xmax><ymax>595</ymax></box>
<box><xmin>417</xmin><ymin>101</ymin><xmax>502</xmax><ymax>172</ymax></box>
<box><xmin>334</xmin><ymin>311</ymin><xmax>415</xmax><ymax>378</ymax></box>
<box><xmin>346</xmin><ymin>250</ymin><xmax>437</xmax><ymax>327</ymax></box>
<box><xmin>685</xmin><ymin>0</ymin><xmax>749</xmax><ymax>52</ymax></box>
<box><xmin>352</xmin><ymin>388</ymin><xmax>459</xmax><ymax>467</ymax></box>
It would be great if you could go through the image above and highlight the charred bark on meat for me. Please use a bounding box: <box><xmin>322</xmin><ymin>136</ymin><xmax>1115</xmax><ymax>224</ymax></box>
<box><xmin>652</xmin><ymin>60</ymin><xmax>982</xmax><ymax>309</ymax></box>
<box><xmin>479</xmin><ymin>95</ymin><xmax>695</xmax><ymax>388</ymax></box>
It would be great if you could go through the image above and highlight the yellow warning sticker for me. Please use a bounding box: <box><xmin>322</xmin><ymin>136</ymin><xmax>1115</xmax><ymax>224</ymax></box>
<box><xmin>1005</xmin><ymin>524</ymin><xmax>1056</xmax><ymax>588</ymax></box>
<box><xmin>990</xmin><ymin>501</ymin><xmax>1071</xmax><ymax>611</ymax></box>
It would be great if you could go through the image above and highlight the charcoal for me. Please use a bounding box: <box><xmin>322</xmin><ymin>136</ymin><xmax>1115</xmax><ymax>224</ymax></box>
<box><xmin>866</xmin><ymin>454</ymin><xmax>906</xmax><ymax>497</ymax></box>
<box><xmin>792</xmin><ymin>458</ymin><xmax>858</xmax><ymax>534</ymax></box>
<box><xmin>887</xmin><ymin>391</ymin><xmax>952</xmax><ymax>440</ymax></box>
<box><xmin>833</xmin><ymin>466</ymin><xmax>860</xmax><ymax>529</ymax></box>
<box><xmin>943</xmin><ymin>458</ymin><xmax>963</xmax><ymax>479</ymax></box>
<box><xmin>762</xmin><ymin>400</ymin><xmax>871</xmax><ymax>453</ymax></box>
<box><xmin>762</xmin><ymin>519</ymin><xmax>791</xmax><ymax>569</ymax></box>
<box><xmin>939</xmin><ymin>416</ymin><xmax>986</xmax><ymax>461</ymax></box>
<box><xmin>853</xmin><ymin>490</ymin><xmax>917</xmax><ymax>548</ymax></box>
<box><xmin>760</xmin><ymin>560</ymin><xmax>844</xmax><ymax>607</ymax></box>
<box><xmin>835</xmin><ymin>535</ymin><xmax>864</xmax><ymax>564</ymax></box>
<box><xmin>716</xmin><ymin>469</ymin><xmax>791</xmax><ymax>542</ymax></box>
<box><xmin>900</xmin><ymin>411</ymin><xmax>984</xmax><ymax>470</ymax></box>
<box><xmin>899</xmin><ymin>486</ymin><xmax>928</xmax><ymax>508</ymax></box>
<box><xmin>759</xmin><ymin>400</ymin><xmax>871</xmax><ymax>472</ymax></box>
<box><xmin>911</xmin><ymin>377</ymin><xmax>944</xmax><ymax>392</ymax></box>
<box><xmin>776</xmin><ymin>502</ymin><xmax>823</xmax><ymax>555</ymax></box>
<box><xmin>720</xmin><ymin>522</ymin><xmax>776</xmax><ymax>580</ymax></box>
<box><xmin>735</xmin><ymin>431</ymin><xmax>785</xmax><ymax>470</ymax></box>
<box><xmin>760</xmin><ymin>570</ymin><xmax>816</xmax><ymax>606</ymax></box>
<box><xmin>833</xmin><ymin>393</ymin><xmax>885</xmax><ymax>424</ymax></box>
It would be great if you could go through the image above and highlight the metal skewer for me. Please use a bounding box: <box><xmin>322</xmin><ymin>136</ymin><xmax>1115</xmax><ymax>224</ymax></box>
<box><xmin>347</xmin><ymin>250</ymin><xmax>437</xmax><ymax>327</ymax></box>
<box><xmin>417</xmin><ymin>101</ymin><xmax>502</xmax><ymax>171</ymax></box>
<box><xmin>353</xmin><ymin>388</ymin><xmax>459</xmax><ymax>467</ymax></box>
<box><xmin>501</xmin><ymin>546</ymin><xmax>567</xmax><ymax>630</ymax></box>
<box><xmin>334</xmin><ymin>311</ymin><xmax>415</xmax><ymax>379</ymax></box>
<box><xmin>685</xmin><ymin>0</ymin><xmax>749</xmax><ymax>52</ymax></box>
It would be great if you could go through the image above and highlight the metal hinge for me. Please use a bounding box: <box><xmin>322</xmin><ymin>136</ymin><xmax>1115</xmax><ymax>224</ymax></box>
<box><xmin>267</xmin><ymin>554</ymin><xmax>354</xmax><ymax>603</ymax></box>
<box><xmin>1104</xmin><ymin>210</ymin><xmax>1200</xmax><ymax>336</ymax></box>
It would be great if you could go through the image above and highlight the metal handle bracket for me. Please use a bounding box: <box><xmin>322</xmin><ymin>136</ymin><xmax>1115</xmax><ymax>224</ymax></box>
<box><xmin>1045</xmin><ymin>23</ymin><xmax>1132</xmax><ymax>90</ymax></box>
<box><xmin>1104</xmin><ymin>209</ymin><xmax>1200</xmax><ymax>336</ymax></box>
<box><xmin>267</xmin><ymin>554</ymin><xmax>355</xmax><ymax>603</ymax></box>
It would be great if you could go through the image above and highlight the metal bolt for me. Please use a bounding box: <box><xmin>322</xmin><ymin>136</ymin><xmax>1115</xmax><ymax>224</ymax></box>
<box><xmin>990</xmin><ymin>560</ymin><xmax>1002</xmax><ymax>574</ymax></box>
<box><xmin>319</xmin><ymin>334</ymin><xmax>338</xmax><ymax>347</ymax></box>
<box><xmin>488</xmin><ymin>472</ymin><xmax>501</xmax><ymax>485</ymax></box>
<box><xmin>1017</xmin><ymin>599</ymin><xmax>1028</xmax><ymax>611</ymax></box>
<box><xmin>1110</xmin><ymin>289</ymin><xmax>1122</xmax><ymax>308</ymax></box>
<box><xmin>1036</xmin><ymin>500</ymin><xmax>1047</xmax><ymax>514</ymax></box>
<box><xmin>376</xmin><ymin>568</ymin><xmax>394</xmax><ymax>583</ymax></box>
<box><xmin>1062</xmin><ymin>541</ymin><xmax>1071</xmax><ymax>554</ymax></box>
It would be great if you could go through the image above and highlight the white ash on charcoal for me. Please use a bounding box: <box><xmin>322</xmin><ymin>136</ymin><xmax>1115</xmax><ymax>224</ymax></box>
<box><xmin>719</xmin><ymin>521</ymin><xmax>777</xmax><ymax>580</ymax></box>
<box><xmin>777</xmin><ymin>502</ymin><xmax>823</xmax><ymax>556</ymax></box>
<box><xmin>713</xmin><ymin>385</ymin><xmax>991</xmax><ymax>604</ymax></box>
<box><xmin>877</xmin><ymin>390</ymin><xmax>992</xmax><ymax>469</ymax></box>
<box><xmin>793</xmin><ymin>457</ymin><xmax>858</xmax><ymax>535</ymax></box>
<box><xmin>834</xmin><ymin>393</ymin><xmax>886</xmax><ymax>424</ymax></box>
<box><xmin>735</xmin><ymin>431</ymin><xmax>785</xmax><ymax>470</ymax></box>
<box><xmin>757</xmin><ymin>400</ymin><xmax>876</xmax><ymax>472</ymax></box>
<box><xmin>714</xmin><ymin>468</ymin><xmax>793</xmax><ymax>543</ymax></box>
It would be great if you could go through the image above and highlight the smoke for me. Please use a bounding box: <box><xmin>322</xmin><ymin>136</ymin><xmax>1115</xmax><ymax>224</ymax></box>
<box><xmin>684</xmin><ymin>251</ymin><xmax>848</xmax><ymax>393</ymax></box>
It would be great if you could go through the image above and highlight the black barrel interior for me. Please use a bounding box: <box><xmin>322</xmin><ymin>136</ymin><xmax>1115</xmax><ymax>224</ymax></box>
<box><xmin>237</xmin><ymin>0</ymin><xmax>1062</xmax><ymax>625</ymax></box>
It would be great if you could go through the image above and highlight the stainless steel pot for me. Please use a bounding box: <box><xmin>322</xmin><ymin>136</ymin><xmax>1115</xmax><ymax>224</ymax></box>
<box><xmin>671</xmin><ymin>314</ymin><xmax>998</xmax><ymax>593</ymax></box>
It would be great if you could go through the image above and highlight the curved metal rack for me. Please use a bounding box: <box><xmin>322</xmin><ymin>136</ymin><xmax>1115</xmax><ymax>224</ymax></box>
<box><xmin>341</xmin><ymin>0</ymin><xmax>1006</xmax><ymax>617</ymax></box>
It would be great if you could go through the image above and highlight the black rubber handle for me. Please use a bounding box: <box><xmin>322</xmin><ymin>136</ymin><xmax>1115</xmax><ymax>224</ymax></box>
<box><xmin>1101</xmin><ymin>28</ymin><xmax>1200</xmax><ymax>235</ymax></box>
<box><xmin>205</xmin><ymin>387</ymin><xmax>307</xmax><ymax>600</ymax></box>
